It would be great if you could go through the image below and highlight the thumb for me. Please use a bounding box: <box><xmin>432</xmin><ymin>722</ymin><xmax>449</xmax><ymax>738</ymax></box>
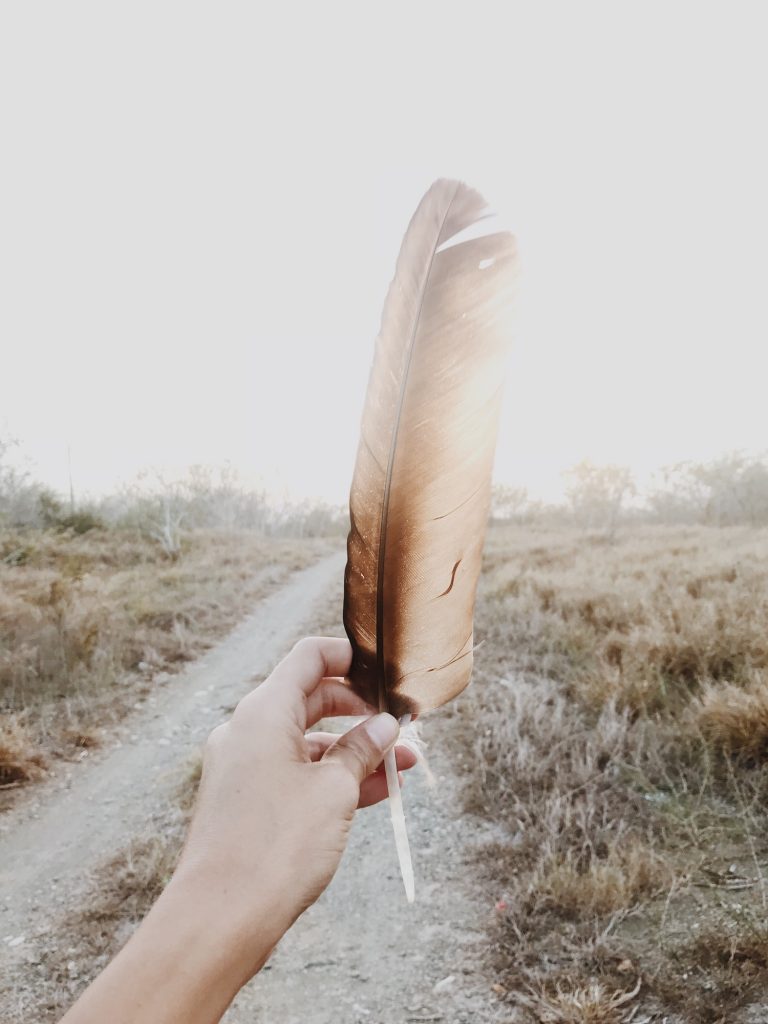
<box><xmin>322</xmin><ymin>713</ymin><xmax>400</xmax><ymax>784</ymax></box>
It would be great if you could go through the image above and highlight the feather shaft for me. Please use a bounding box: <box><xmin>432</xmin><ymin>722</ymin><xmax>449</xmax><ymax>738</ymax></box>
<box><xmin>385</xmin><ymin>713</ymin><xmax>414</xmax><ymax>902</ymax></box>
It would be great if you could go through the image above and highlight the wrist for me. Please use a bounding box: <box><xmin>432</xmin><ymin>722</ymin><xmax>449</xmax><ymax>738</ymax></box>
<box><xmin>62</xmin><ymin>861</ymin><xmax>287</xmax><ymax>1024</ymax></box>
<box><xmin>160</xmin><ymin>859</ymin><xmax>291</xmax><ymax>984</ymax></box>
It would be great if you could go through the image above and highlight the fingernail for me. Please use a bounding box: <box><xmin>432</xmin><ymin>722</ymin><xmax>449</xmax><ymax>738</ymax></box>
<box><xmin>364</xmin><ymin>712</ymin><xmax>399</xmax><ymax>749</ymax></box>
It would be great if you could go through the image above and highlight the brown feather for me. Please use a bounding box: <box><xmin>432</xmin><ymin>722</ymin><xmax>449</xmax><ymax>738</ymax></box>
<box><xmin>344</xmin><ymin>179</ymin><xmax>517</xmax><ymax>718</ymax></box>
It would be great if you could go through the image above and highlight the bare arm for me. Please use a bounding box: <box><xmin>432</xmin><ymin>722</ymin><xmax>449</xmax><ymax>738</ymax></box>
<box><xmin>60</xmin><ymin>637</ymin><xmax>414</xmax><ymax>1024</ymax></box>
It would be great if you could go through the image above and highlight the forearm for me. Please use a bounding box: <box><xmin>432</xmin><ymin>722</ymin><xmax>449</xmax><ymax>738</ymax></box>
<box><xmin>58</xmin><ymin>638</ymin><xmax>403</xmax><ymax>1024</ymax></box>
<box><xmin>60</xmin><ymin>865</ymin><xmax>286</xmax><ymax>1024</ymax></box>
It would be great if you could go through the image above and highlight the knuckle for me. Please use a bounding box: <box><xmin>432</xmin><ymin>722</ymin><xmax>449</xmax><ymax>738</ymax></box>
<box><xmin>320</xmin><ymin>681</ymin><xmax>336</xmax><ymax>720</ymax></box>
<box><xmin>292</xmin><ymin>636</ymin><xmax>318</xmax><ymax>656</ymax></box>
<box><xmin>232</xmin><ymin>687</ymin><xmax>263</xmax><ymax>722</ymax></box>
<box><xmin>291</xmin><ymin>636</ymin><xmax>326</xmax><ymax>675</ymax></box>
<box><xmin>233</xmin><ymin>693</ymin><xmax>252</xmax><ymax>718</ymax></box>
<box><xmin>205</xmin><ymin>722</ymin><xmax>228</xmax><ymax>754</ymax></box>
<box><xmin>342</xmin><ymin>736</ymin><xmax>371</xmax><ymax>779</ymax></box>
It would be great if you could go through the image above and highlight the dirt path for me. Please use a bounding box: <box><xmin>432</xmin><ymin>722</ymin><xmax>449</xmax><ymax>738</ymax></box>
<box><xmin>1</xmin><ymin>553</ymin><xmax>503</xmax><ymax>1023</ymax></box>
<box><xmin>0</xmin><ymin>553</ymin><xmax>344</xmax><ymax>940</ymax></box>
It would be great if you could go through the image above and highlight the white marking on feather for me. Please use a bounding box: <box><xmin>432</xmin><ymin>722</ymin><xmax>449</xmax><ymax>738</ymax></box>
<box><xmin>435</xmin><ymin>211</ymin><xmax>509</xmax><ymax>253</ymax></box>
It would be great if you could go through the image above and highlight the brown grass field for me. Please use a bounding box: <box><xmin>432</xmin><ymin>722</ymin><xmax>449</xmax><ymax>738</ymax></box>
<box><xmin>465</xmin><ymin>523</ymin><xmax>768</xmax><ymax>1021</ymax></box>
<box><xmin>0</xmin><ymin>528</ymin><xmax>331</xmax><ymax>798</ymax></box>
<box><xmin>4</xmin><ymin>522</ymin><xmax>768</xmax><ymax>1021</ymax></box>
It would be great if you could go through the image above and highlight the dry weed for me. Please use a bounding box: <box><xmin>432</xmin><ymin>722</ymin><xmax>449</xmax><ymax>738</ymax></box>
<box><xmin>529</xmin><ymin>842</ymin><xmax>672</xmax><ymax>919</ymax></box>
<box><xmin>693</xmin><ymin>674</ymin><xmax>768</xmax><ymax>760</ymax></box>
<box><xmin>482</xmin><ymin>524</ymin><xmax>768</xmax><ymax>712</ymax></box>
<box><xmin>178</xmin><ymin>753</ymin><xmax>203</xmax><ymax>812</ymax></box>
<box><xmin>0</xmin><ymin>716</ymin><xmax>45</xmax><ymax>786</ymax></box>
<box><xmin>469</xmin><ymin>524</ymin><xmax>768</xmax><ymax>1019</ymax></box>
<box><xmin>518</xmin><ymin>977</ymin><xmax>640</xmax><ymax>1024</ymax></box>
<box><xmin>652</xmin><ymin>918</ymin><xmax>768</xmax><ymax>1022</ymax></box>
<box><xmin>0</xmin><ymin>528</ymin><xmax>329</xmax><ymax>786</ymax></box>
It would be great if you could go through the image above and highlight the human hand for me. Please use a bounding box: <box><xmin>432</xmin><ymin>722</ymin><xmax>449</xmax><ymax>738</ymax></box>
<box><xmin>60</xmin><ymin>636</ymin><xmax>416</xmax><ymax>1024</ymax></box>
<box><xmin>173</xmin><ymin>636</ymin><xmax>416</xmax><ymax>974</ymax></box>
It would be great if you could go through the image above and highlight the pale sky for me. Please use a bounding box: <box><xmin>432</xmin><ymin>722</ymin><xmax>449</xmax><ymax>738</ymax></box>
<box><xmin>1</xmin><ymin>2</ymin><xmax>766</xmax><ymax>504</ymax></box>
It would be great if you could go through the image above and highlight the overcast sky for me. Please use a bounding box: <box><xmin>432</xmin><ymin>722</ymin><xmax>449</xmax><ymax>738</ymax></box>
<box><xmin>1</xmin><ymin>2</ymin><xmax>766</xmax><ymax>504</ymax></box>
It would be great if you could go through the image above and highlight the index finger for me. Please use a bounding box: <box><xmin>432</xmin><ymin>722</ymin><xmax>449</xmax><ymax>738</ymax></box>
<box><xmin>264</xmin><ymin>636</ymin><xmax>354</xmax><ymax>699</ymax></box>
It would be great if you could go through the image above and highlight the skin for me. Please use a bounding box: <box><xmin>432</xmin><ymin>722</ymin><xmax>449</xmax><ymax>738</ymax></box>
<box><xmin>59</xmin><ymin>636</ymin><xmax>416</xmax><ymax>1024</ymax></box>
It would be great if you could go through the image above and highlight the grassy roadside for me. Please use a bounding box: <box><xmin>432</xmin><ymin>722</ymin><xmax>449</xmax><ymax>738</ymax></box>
<box><xmin>463</xmin><ymin>524</ymin><xmax>768</xmax><ymax>1022</ymax></box>
<box><xmin>0</xmin><ymin>528</ymin><xmax>333</xmax><ymax>797</ymax></box>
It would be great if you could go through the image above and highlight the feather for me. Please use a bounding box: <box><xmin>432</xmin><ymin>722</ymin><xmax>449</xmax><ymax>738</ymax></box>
<box><xmin>343</xmin><ymin>179</ymin><xmax>517</xmax><ymax>900</ymax></box>
<box><xmin>344</xmin><ymin>179</ymin><xmax>516</xmax><ymax>715</ymax></box>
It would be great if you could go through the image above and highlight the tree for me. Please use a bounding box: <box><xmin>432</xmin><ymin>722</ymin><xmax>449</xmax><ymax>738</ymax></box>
<box><xmin>647</xmin><ymin>453</ymin><xmax>768</xmax><ymax>526</ymax></box>
<box><xmin>564</xmin><ymin>461</ymin><xmax>635</xmax><ymax>536</ymax></box>
<box><xmin>112</xmin><ymin>471</ymin><xmax>187</xmax><ymax>558</ymax></box>
<box><xmin>0</xmin><ymin>436</ymin><xmax>45</xmax><ymax>528</ymax></box>
<box><xmin>490</xmin><ymin>484</ymin><xmax>534</xmax><ymax>522</ymax></box>
<box><xmin>691</xmin><ymin>452</ymin><xmax>768</xmax><ymax>526</ymax></box>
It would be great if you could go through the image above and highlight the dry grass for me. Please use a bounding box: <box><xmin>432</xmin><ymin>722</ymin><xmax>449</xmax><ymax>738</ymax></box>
<box><xmin>0</xmin><ymin>715</ymin><xmax>46</xmax><ymax>786</ymax></box>
<box><xmin>467</xmin><ymin>524</ymin><xmax>768</xmax><ymax>1021</ymax></box>
<box><xmin>10</xmin><ymin>523</ymin><xmax>768</xmax><ymax>1021</ymax></box>
<box><xmin>0</xmin><ymin>527</ymin><xmax>330</xmax><ymax>792</ymax></box>
<box><xmin>654</xmin><ymin>919</ymin><xmax>768</xmax><ymax>1022</ymax></box>
<box><xmin>529</xmin><ymin>841</ymin><xmax>671</xmax><ymax>919</ymax></box>
<box><xmin>517</xmin><ymin>977</ymin><xmax>641</xmax><ymax>1024</ymax></box>
<box><xmin>482</xmin><ymin>524</ymin><xmax>768</xmax><ymax>712</ymax></box>
<box><xmin>693</xmin><ymin>676</ymin><xmax>768</xmax><ymax>761</ymax></box>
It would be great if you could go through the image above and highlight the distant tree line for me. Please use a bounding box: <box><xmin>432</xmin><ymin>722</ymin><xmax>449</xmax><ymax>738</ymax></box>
<box><xmin>492</xmin><ymin>451</ymin><xmax>768</xmax><ymax>534</ymax></box>
<box><xmin>0</xmin><ymin>441</ymin><xmax>346</xmax><ymax>551</ymax></box>
<box><xmin>4</xmin><ymin>436</ymin><xmax>768</xmax><ymax>549</ymax></box>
